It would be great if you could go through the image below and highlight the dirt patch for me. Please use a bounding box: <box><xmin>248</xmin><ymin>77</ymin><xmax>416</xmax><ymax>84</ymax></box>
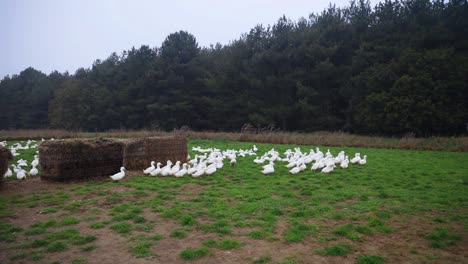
<box><xmin>0</xmin><ymin>177</ymin><xmax>67</xmax><ymax>197</ymax></box>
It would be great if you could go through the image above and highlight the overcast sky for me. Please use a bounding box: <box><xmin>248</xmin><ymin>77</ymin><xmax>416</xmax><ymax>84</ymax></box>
<box><xmin>1</xmin><ymin>0</ymin><xmax>378</xmax><ymax>78</ymax></box>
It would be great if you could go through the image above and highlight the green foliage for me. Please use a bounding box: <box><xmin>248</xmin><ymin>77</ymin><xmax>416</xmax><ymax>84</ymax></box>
<box><xmin>216</xmin><ymin>239</ymin><xmax>243</xmax><ymax>250</ymax></box>
<box><xmin>110</xmin><ymin>222</ymin><xmax>133</xmax><ymax>234</ymax></box>
<box><xmin>179</xmin><ymin>247</ymin><xmax>211</xmax><ymax>260</ymax></box>
<box><xmin>130</xmin><ymin>241</ymin><xmax>153</xmax><ymax>258</ymax></box>
<box><xmin>356</xmin><ymin>254</ymin><xmax>386</xmax><ymax>264</ymax></box>
<box><xmin>253</xmin><ymin>256</ymin><xmax>272</xmax><ymax>264</ymax></box>
<box><xmin>170</xmin><ymin>229</ymin><xmax>188</xmax><ymax>238</ymax></box>
<box><xmin>284</xmin><ymin>222</ymin><xmax>317</xmax><ymax>242</ymax></box>
<box><xmin>316</xmin><ymin>242</ymin><xmax>353</xmax><ymax>256</ymax></box>
<box><xmin>46</xmin><ymin>241</ymin><xmax>69</xmax><ymax>252</ymax></box>
<box><xmin>426</xmin><ymin>228</ymin><xmax>461</xmax><ymax>248</ymax></box>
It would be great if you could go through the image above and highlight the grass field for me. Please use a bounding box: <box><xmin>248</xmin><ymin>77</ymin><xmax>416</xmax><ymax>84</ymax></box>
<box><xmin>0</xmin><ymin>139</ymin><xmax>467</xmax><ymax>263</ymax></box>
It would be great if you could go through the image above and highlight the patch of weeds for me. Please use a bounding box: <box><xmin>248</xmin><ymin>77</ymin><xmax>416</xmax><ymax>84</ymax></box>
<box><xmin>46</xmin><ymin>241</ymin><xmax>69</xmax><ymax>252</ymax></box>
<box><xmin>200</xmin><ymin>220</ymin><xmax>231</xmax><ymax>234</ymax></box>
<box><xmin>0</xmin><ymin>222</ymin><xmax>23</xmax><ymax>242</ymax></box>
<box><xmin>355</xmin><ymin>225</ymin><xmax>374</xmax><ymax>235</ymax></box>
<box><xmin>284</xmin><ymin>222</ymin><xmax>318</xmax><ymax>243</ymax></box>
<box><xmin>41</xmin><ymin>207</ymin><xmax>58</xmax><ymax>214</ymax></box>
<box><xmin>317</xmin><ymin>236</ymin><xmax>338</xmax><ymax>242</ymax></box>
<box><xmin>9</xmin><ymin>252</ymin><xmax>27</xmax><ymax>260</ymax></box>
<box><xmin>356</xmin><ymin>254</ymin><xmax>385</xmax><ymax>264</ymax></box>
<box><xmin>180</xmin><ymin>215</ymin><xmax>197</xmax><ymax>226</ymax></box>
<box><xmin>30</xmin><ymin>251</ymin><xmax>44</xmax><ymax>261</ymax></box>
<box><xmin>216</xmin><ymin>238</ymin><xmax>243</xmax><ymax>250</ymax></box>
<box><xmin>71</xmin><ymin>235</ymin><xmax>97</xmax><ymax>245</ymax></box>
<box><xmin>249</xmin><ymin>230</ymin><xmax>270</xmax><ymax>239</ymax></box>
<box><xmin>16</xmin><ymin>238</ymin><xmax>49</xmax><ymax>249</ymax></box>
<box><xmin>202</xmin><ymin>238</ymin><xmax>217</xmax><ymax>247</ymax></box>
<box><xmin>136</xmin><ymin>222</ymin><xmax>154</xmax><ymax>232</ymax></box>
<box><xmin>25</xmin><ymin>228</ymin><xmax>46</xmax><ymax>236</ymax></box>
<box><xmin>130</xmin><ymin>241</ymin><xmax>153</xmax><ymax>258</ymax></box>
<box><xmin>111</xmin><ymin>222</ymin><xmax>133</xmax><ymax>234</ymax></box>
<box><xmin>426</xmin><ymin>228</ymin><xmax>461</xmax><ymax>248</ymax></box>
<box><xmin>71</xmin><ymin>258</ymin><xmax>87</xmax><ymax>264</ymax></box>
<box><xmin>46</xmin><ymin>229</ymin><xmax>80</xmax><ymax>240</ymax></box>
<box><xmin>316</xmin><ymin>242</ymin><xmax>353</xmax><ymax>256</ymax></box>
<box><xmin>179</xmin><ymin>247</ymin><xmax>211</xmax><ymax>260</ymax></box>
<box><xmin>31</xmin><ymin>219</ymin><xmax>58</xmax><ymax>228</ymax></box>
<box><xmin>90</xmin><ymin>222</ymin><xmax>105</xmax><ymax>229</ymax></box>
<box><xmin>81</xmin><ymin>245</ymin><xmax>97</xmax><ymax>251</ymax></box>
<box><xmin>61</xmin><ymin>216</ymin><xmax>80</xmax><ymax>225</ymax></box>
<box><xmin>276</xmin><ymin>258</ymin><xmax>298</xmax><ymax>264</ymax></box>
<box><xmin>253</xmin><ymin>256</ymin><xmax>272</xmax><ymax>264</ymax></box>
<box><xmin>332</xmin><ymin>224</ymin><xmax>362</xmax><ymax>241</ymax></box>
<box><xmin>375</xmin><ymin>211</ymin><xmax>391</xmax><ymax>219</ymax></box>
<box><xmin>133</xmin><ymin>215</ymin><xmax>147</xmax><ymax>224</ymax></box>
<box><xmin>170</xmin><ymin>229</ymin><xmax>188</xmax><ymax>238</ymax></box>
<box><xmin>150</xmin><ymin>234</ymin><xmax>163</xmax><ymax>241</ymax></box>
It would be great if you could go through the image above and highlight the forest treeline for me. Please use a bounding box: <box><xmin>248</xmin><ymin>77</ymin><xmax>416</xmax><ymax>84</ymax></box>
<box><xmin>1</xmin><ymin>0</ymin><xmax>467</xmax><ymax>136</ymax></box>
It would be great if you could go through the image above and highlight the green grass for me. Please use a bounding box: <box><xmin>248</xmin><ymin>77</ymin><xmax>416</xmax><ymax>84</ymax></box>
<box><xmin>46</xmin><ymin>241</ymin><xmax>69</xmax><ymax>252</ymax></box>
<box><xmin>61</xmin><ymin>216</ymin><xmax>81</xmax><ymax>225</ymax></box>
<box><xmin>130</xmin><ymin>241</ymin><xmax>153</xmax><ymax>258</ymax></box>
<box><xmin>80</xmin><ymin>245</ymin><xmax>97</xmax><ymax>252</ymax></box>
<box><xmin>253</xmin><ymin>256</ymin><xmax>272</xmax><ymax>263</ymax></box>
<box><xmin>179</xmin><ymin>247</ymin><xmax>211</xmax><ymax>260</ymax></box>
<box><xmin>356</xmin><ymin>255</ymin><xmax>386</xmax><ymax>264</ymax></box>
<box><xmin>425</xmin><ymin>227</ymin><xmax>461</xmax><ymax>248</ymax></box>
<box><xmin>170</xmin><ymin>229</ymin><xmax>188</xmax><ymax>238</ymax></box>
<box><xmin>110</xmin><ymin>222</ymin><xmax>133</xmax><ymax>234</ymax></box>
<box><xmin>316</xmin><ymin>242</ymin><xmax>353</xmax><ymax>256</ymax></box>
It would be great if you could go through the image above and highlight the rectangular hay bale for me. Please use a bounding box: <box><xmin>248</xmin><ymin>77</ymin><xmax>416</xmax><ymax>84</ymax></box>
<box><xmin>39</xmin><ymin>138</ymin><xmax>124</xmax><ymax>181</ymax></box>
<box><xmin>123</xmin><ymin>136</ymin><xmax>187</xmax><ymax>170</ymax></box>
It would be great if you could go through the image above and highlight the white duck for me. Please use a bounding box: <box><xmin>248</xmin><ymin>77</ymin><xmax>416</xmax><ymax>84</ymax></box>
<box><xmin>16</xmin><ymin>168</ymin><xmax>26</xmax><ymax>180</ymax></box>
<box><xmin>149</xmin><ymin>162</ymin><xmax>162</xmax><ymax>176</ymax></box>
<box><xmin>187</xmin><ymin>163</ymin><xmax>198</xmax><ymax>175</ymax></box>
<box><xmin>230</xmin><ymin>158</ymin><xmax>237</xmax><ymax>166</ymax></box>
<box><xmin>321</xmin><ymin>164</ymin><xmax>335</xmax><ymax>173</ymax></box>
<box><xmin>4</xmin><ymin>166</ymin><xmax>13</xmax><ymax>178</ymax></box>
<box><xmin>175</xmin><ymin>163</ymin><xmax>188</xmax><ymax>177</ymax></box>
<box><xmin>110</xmin><ymin>167</ymin><xmax>126</xmax><ymax>181</ymax></box>
<box><xmin>289</xmin><ymin>165</ymin><xmax>301</xmax><ymax>174</ymax></box>
<box><xmin>205</xmin><ymin>163</ymin><xmax>217</xmax><ymax>175</ymax></box>
<box><xmin>261</xmin><ymin>162</ymin><xmax>275</xmax><ymax>175</ymax></box>
<box><xmin>31</xmin><ymin>155</ymin><xmax>39</xmax><ymax>167</ymax></box>
<box><xmin>143</xmin><ymin>161</ymin><xmax>156</xmax><ymax>174</ymax></box>
<box><xmin>311</xmin><ymin>159</ymin><xmax>325</xmax><ymax>171</ymax></box>
<box><xmin>170</xmin><ymin>161</ymin><xmax>181</xmax><ymax>175</ymax></box>
<box><xmin>351</xmin><ymin>153</ymin><xmax>361</xmax><ymax>164</ymax></box>
<box><xmin>192</xmin><ymin>163</ymin><xmax>206</xmax><ymax>177</ymax></box>
<box><xmin>340</xmin><ymin>157</ymin><xmax>349</xmax><ymax>169</ymax></box>
<box><xmin>160</xmin><ymin>161</ymin><xmax>173</xmax><ymax>176</ymax></box>
<box><xmin>359</xmin><ymin>155</ymin><xmax>367</xmax><ymax>165</ymax></box>
<box><xmin>29</xmin><ymin>165</ymin><xmax>38</xmax><ymax>176</ymax></box>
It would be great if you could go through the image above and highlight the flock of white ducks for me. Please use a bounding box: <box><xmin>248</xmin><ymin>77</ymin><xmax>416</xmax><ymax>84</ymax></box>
<box><xmin>111</xmin><ymin>145</ymin><xmax>367</xmax><ymax>181</ymax></box>
<box><xmin>2</xmin><ymin>140</ymin><xmax>41</xmax><ymax>180</ymax></box>
<box><xmin>2</xmin><ymin>140</ymin><xmax>367</xmax><ymax>182</ymax></box>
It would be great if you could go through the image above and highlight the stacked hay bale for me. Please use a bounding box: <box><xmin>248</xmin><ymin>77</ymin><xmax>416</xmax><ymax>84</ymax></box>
<box><xmin>0</xmin><ymin>146</ymin><xmax>13</xmax><ymax>185</ymax></box>
<box><xmin>124</xmin><ymin>136</ymin><xmax>187</xmax><ymax>170</ymax></box>
<box><xmin>39</xmin><ymin>138</ymin><xmax>124</xmax><ymax>181</ymax></box>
